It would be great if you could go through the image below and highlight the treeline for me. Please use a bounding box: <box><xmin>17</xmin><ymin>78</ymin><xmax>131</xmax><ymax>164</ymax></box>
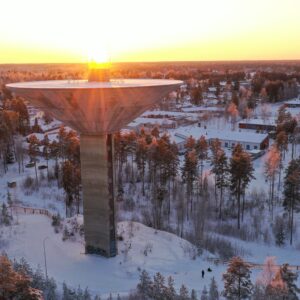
<box><xmin>130</xmin><ymin>256</ymin><xmax>300</xmax><ymax>300</ymax></box>
<box><xmin>1</xmin><ymin>254</ymin><xmax>299</xmax><ymax>300</ymax></box>
<box><xmin>252</xmin><ymin>72</ymin><xmax>298</xmax><ymax>102</ymax></box>
<box><xmin>27</xmin><ymin>126</ymin><xmax>81</xmax><ymax>216</ymax></box>
<box><xmin>0</xmin><ymin>96</ymin><xmax>29</xmax><ymax>173</ymax></box>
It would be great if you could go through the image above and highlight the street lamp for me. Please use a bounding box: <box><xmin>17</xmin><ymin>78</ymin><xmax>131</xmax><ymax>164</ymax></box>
<box><xmin>43</xmin><ymin>237</ymin><xmax>49</xmax><ymax>280</ymax></box>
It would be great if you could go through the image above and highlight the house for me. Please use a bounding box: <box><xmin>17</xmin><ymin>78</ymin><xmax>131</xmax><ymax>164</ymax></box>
<box><xmin>182</xmin><ymin>106</ymin><xmax>225</xmax><ymax>115</ymax></box>
<box><xmin>141</xmin><ymin>110</ymin><xmax>198</xmax><ymax>126</ymax></box>
<box><xmin>125</xmin><ymin>117</ymin><xmax>177</xmax><ymax>132</ymax></box>
<box><xmin>239</xmin><ymin>118</ymin><xmax>277</xmax><ymax>132</ymax></box>
<box><xmin>284</xmin><ymin>97</ymin><xmax>300</xmax><ymax>108</ymax></box>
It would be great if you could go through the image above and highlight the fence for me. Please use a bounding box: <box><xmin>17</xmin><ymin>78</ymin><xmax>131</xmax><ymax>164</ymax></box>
<box><xmin>8</xmin><ymin>205</ymin><xmax>53</xmax><ymax>219</ymax></box>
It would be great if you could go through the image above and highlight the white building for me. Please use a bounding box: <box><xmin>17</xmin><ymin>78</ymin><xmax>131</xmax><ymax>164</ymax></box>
<box><xmin>173</xmin><ymin>126</ymin><xmax>269</xmax><ymax>151</ymax></box>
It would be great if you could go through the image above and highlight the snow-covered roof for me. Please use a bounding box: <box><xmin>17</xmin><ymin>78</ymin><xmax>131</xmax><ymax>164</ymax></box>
<box><xmin>239</xmin><ymin>118</ymin><xmax>276</xmax><ymax>126</ymax></box>
<box><xmin>208</xmin><ymin>87</ymin><xmax>217</xmax><ymax>92</ymax></box>
<box><xmin>175</xmin><ymin>126</ymin><xmax>268</xmax><ymax>144</ymax></box>
<box><xmin>182</xmin><ymin>106</ymin><xmax>225</xmax><ymax>113</ymax></box>
<box><xmin>168</xmin><ymin>132</ymin><xmax>186</xmax><ymax>145</ymax></box>
<box><xmin>141</xmin><ymin>110</ymin><xmax>199</xmax><ymax>119</ymax></box>
<box><xmin>284</xmin><ymin>97</ymin><xmax>300</xmax><ymax>105</ymax></box>
<box><xmin>129</xmin><ymin>117</ymin><xmax>176</xmax><ymax>126</ymax></box>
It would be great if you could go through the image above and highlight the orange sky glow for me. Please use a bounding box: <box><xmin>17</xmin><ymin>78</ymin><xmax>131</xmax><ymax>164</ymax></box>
<box><xmin>1</xmin><ymin>0</ymin><xmax>300</xmax><ymax>63</ymax></box>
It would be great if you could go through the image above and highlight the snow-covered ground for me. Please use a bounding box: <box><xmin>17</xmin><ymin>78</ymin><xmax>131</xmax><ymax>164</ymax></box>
<box><xmin>0</xmin><ymin>214</ymin><xmax>224</xmax><ymax>297</ymax></box>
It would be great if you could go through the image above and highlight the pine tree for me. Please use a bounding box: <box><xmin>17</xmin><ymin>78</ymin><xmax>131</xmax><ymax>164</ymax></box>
<box><xmin>62</xmin><ymin>282</ymin><xmax>76</xmax><ymax>300</ymax></box>
<box><xmin>44</xmin><ymin>277</ymin><xmax>57</xmax><ymax>300</ymax></box>
<box><xmin>136</xmin><ymin>137</ymin><xmax>148</xmax><ymax>196</ymax></box>
<box><xmin>211</xmin><ymin>148</ymin><xmax>229</xmax><ymax>219</ymax></box>
<box><xmin>209</xmin><ymin>277</ymin><xmax>219</xmax><ymax>300</ymax></box>
<box><xmin>28</xmin><ymin>134</ymin><xmax>40</xmax><ymax>185</ymax></box>
<box><xmin>283</xmin><ymin>158</ymin><xmax>300</xmax><ymax>245</ymax></box>
<box><xmin>0</xmin><ymin>255</ymin><xmax>42</xmax><ymax>300</ymax></box>
<box><xmin>201</xmin><ymin>285</ymin><xmax>208</xmax><ymax>300</ymax></box>
<box><xmin>107</xmin><ymin>292</ymin><xmax>113</xmax><ymax>300</ymax></box>
<box><xmin>7</xmin><ymin>190</ymin><xmax>12</xmax><ymax>206</ymax></box>
<box><xmin>83</xmin><ymin>287</ymin><xmax>92</xmax><ymax>300</ymax></box>
<box><xmin>179</xmin><ymin>284</ymin><xmax>190</xmax><ymax>300</ymax></box>
<box><xmin>191</xmin><ymin>86</ymin><xmax>203</xmax><ymax>106</ymax></box>
<box><xmin>165</xmin><ymin>276</ymin><xmax>177</xmax><ymax>300</ymax></box>
<box><xmin>223</xmin><ymin>256</ymin><xmax>253</xmax><ymax>300</ymax></box>
<box><xmin>1</xmin><ymin>203</ymin><xmax>11</xmax><ymax>225</ymax></box>
<box><xmin>152</xmin><ymin>272</ymin><xmax>166</xmax><ymax>300</ymax></box>
<box><xmin>280</xmin><ymin>264</ymin><xmax>300</xmax><ymax>299</ymax></box>
<box><xmin>31</xmin><ymin>265</ymin><xmax>45</xmax><ymax>291</ymax></box>
<box><xmin>264</xmin><ymin>145</ymin><xmax>280</xmax><ymax>218</ymax></box>
<box><xmin>137</xmin><ymin>270</ymin><xmax>153</xmax><ymax>299</ymax></box>
<box><xmin>229</xmin><ymin>144</ymin><xmax>254</xmax><ymax>229</ymax></box>
<box><xmin>43</xmin><ymin>134</ymin><xmax>50</xmax><ymax>180</ymax></box>
<box><xmin>196</xmin><ymin>135</ymin><xmax>208</xmax><ymax>192</ymax></box>
<box><xmin>13</xmin><ymin>257</ymin><xmax>34</xmax><ymax>278</ymax></box>
<box><xmin>191</xmin><ymin>289</ymin><xmax>198</xmax><ymax>300</ymax></box>
<box><xmin>185</xmin><ymin>136</ymin><xmax>196</xmax><ymax>152</ymax></box>
<box><xmin>251</xmin><ymin>284</ymin><xmax>265</xmax><ymax>300</ymax></box>
<box><xmin>273</xmin><ymin>216</ymin><xmax>286</xmax><ymax>246</ymax></box>
<box><xmin>182</xmin><ymin>149</ymin><xmax>198</xmax><ymax>217</ymax></box>
<box><xmin>151</xmin><ymin>126</ymin><xmax>160</xmax><ymax>138</ymax></box>
<box><xmin>265</xmin><ymin>269</ymin><xmax>288</xmax><ymax>300</ymax></box>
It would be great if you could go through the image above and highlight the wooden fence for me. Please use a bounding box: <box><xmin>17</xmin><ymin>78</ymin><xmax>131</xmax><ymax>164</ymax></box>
<box><xmin>8</xmin><ymin>205</ymin><xmax>53</xmax><ymax>219</ymax></box>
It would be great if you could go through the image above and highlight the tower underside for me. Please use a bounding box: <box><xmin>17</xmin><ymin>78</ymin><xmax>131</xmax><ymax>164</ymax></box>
<box><xmin>80</xmin><ymin>134</ymin><xmax>117</xmax><ymax>257</ymax></box>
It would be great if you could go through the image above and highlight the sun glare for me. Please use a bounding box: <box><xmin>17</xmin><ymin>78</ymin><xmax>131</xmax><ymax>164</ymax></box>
<box><xmin>87</xmin><ymin>47</ymin><xmax>110</xmax><ymax>69</ymax></box>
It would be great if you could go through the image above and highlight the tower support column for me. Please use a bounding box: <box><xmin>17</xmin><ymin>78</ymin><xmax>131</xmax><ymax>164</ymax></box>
<box><xmin>80</xmin><ymin>133</ymin><xmax>117</xmax><ymax>257</ymax></box>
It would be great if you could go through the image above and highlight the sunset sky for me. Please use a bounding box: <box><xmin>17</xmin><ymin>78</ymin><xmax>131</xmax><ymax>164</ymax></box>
<box><xmin>1</xmin><ymin>0</ymin><xmax>300</xmax><ymax>63</ymax></box>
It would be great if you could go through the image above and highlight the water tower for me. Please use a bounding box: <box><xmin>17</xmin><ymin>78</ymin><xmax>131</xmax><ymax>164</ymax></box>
<box><xmin>7</xmin><ymin>65</ymin><xmax>182</xmax><ymax>257</ymax></box>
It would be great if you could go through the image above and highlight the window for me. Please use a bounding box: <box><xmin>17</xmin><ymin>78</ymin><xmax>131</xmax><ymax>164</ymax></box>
<box><xmin>246</xmin><ymin>145</ymin><xmax>250</xmax><ymax>150</ymax></box>
<box><xmin>225</xmin><ymin>142</ymin><xmax>228</xmax><ymax>148</ymax></box>
<box><xmin>254</xmin><ymin>145</ymin><xmax>258</xmax><ymax>150</ymax></box>
<box><xmin>232</xmin><ymin>143</ymin><xmax>235</xmax><ymax>147</ymax></box>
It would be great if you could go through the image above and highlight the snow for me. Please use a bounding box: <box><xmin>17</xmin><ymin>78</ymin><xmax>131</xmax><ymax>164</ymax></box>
<box><xmin>1</xmin><ymin>214</ymin><xmax>224</xmax><ymax>297</ymax></box>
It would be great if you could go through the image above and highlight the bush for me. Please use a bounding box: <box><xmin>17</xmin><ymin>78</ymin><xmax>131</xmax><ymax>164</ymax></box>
<box><xmin>272</xmin><ymin>216</ymin><xmax>286</xmax><ymax>246</ymax></box>
<box><xmin>202</xmin><ymin>234</ymin><xmax>249</xmax><ymax>260</ymax></box>
<box><xmin>123</xmin><ymin>197</ymin><xmax>135</xmax><ymax>211</ymax></box>
<box><xmin>51</xmin><ymin>214</ymin><xmax>61</xmax><ymax>227</ymax></box>
<box><xmin>22</xmin><ymin>175</ymin><xmax>35</xmax><ymax>191</ymax></box>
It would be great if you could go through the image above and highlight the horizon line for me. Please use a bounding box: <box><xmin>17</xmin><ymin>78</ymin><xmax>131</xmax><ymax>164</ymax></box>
<box><xmin>1</xmin><ymin>59</ymin><xmax>300</xmax><ymax>66</ymax></box>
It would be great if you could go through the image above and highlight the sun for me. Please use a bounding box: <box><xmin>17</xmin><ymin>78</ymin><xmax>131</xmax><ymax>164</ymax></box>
<box><xmin>87</xmin><ymin>47</ymin><xmax>111</xmax><ymax>69</ymax></box>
